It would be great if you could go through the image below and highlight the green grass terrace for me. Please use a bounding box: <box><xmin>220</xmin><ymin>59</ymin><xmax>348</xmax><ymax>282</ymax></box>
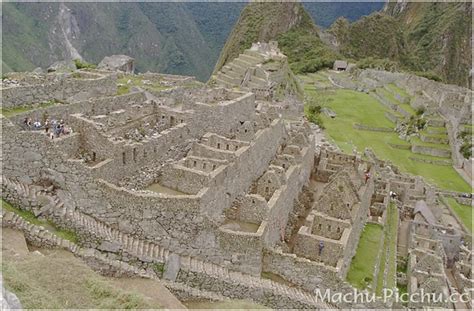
<box><xmin>346</xmin><ymin>223</ymin><xmax>383</xmax><ymax>290</ymax></box>
<box><xmin>299</xmin><ymin>74</ymin><xmax>470</xmax><ymax>193</ymax></box>
<box><xmin>443</xmin><ymin>197</ymin><xmax>473</xmax><ymax>233</ymax></box>
<box><xmin>375</xmin><ymin>203</ymin><xmax>398</xmax><ymax>296</ymax></box>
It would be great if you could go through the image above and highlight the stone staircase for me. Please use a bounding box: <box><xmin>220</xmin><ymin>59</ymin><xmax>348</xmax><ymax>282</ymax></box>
<box><xmin>1</xmin><ymin>176</ymin><xmax>332</xmax><ymax>309</ymax></box>
<box><xmin>0</xmin><ymin>209</ymin><xmax>229</xmax><ymax>303</ymax></box>
<box><xmin>215</xmin><ymin>50</ymin><xmax>266</xmax><ymax>88</ymax></box>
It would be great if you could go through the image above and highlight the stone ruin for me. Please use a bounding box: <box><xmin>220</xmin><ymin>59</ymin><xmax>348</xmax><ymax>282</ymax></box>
<box><xmin>213</xmin><ymin>41</ymin><xmax>302</xmax><ymax>115</ymax></box>
<box><xmin>1</xmin><ymin>51</ymin><xmax>472</xmax><ymax>309</ymax></box>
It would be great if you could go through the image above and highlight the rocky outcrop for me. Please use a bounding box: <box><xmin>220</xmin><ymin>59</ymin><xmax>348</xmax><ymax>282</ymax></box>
<box><xmin>2</xmin><ymin>285</ymin><xmax>23</xmax><ymax>310</ymax></box>
<box><xmin>47</xmin><ymin>60</ymin><xmax>76</xmax><ymax>73</ymax></box>
<box><xmin>98</xmin><ymin>55</ymin><xmax>135</xmax><ymax>74</ymax></box>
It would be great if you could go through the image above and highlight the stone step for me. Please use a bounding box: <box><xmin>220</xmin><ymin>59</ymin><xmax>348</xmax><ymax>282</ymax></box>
<box><xmin>233</xmin><ymin>57</ymin><xmax>255</xmax><ymax>69</ymax></box>
<box><xmin>226</xmin><ymin>62</ymin><xmax>248</xmax><ymax>75</ymax></box>
<box><xmin>215</xmin><ymin>77</ymin><xmax>233</xmax><ymax>89</ymax></box>
<box><xmin>427</xmin><ymin>119</ymin><xmax>445</xmax><ymax>127</ymax></box>
<box><xmin>3</xmin><ymin>178</ymin><xmax>330</xmax><ymax>308</ymax></box>
<box><xmin>420</xmin><ymin>134</ymin><xmax>449</xmax><ymax>144</ymax></box>
<box><xmin>248</xmin><ymin>75</ymin><xmax>267</xmax><ymax>85</ymax></box>
<box><xmin>217</xmin><ymin>72</ymin><xmax>240</xmax><ymax>85</ymax></box>
<box><xmin>222</xmin><ymin>68</ymin><xmax>243</xmax><ymax>81</ymax></box>
<box><xmin>243</xmin><ymin>49</ymin><xmax>265</xmax><ymax>60</ymax></box>
<box><xmin>247</xmin><ymin>81</ymin><xmax>268</xmax><ymax>89</ymax></box>
<box><xmin>239</xmin><ymin>53</ymin><xmax>263</xmax><ymax>65</ymax></box>
<box><xmin>221</xmin><ymin>63</ymin><xmax>246</xmax><ymax>77</ymax></box>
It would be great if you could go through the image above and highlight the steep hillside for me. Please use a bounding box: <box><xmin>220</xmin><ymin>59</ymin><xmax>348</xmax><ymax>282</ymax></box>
<box><xmin>3</xmin><ymin>2</ymin><xmax>384</xmax><ymax>80</ymax></box>
<box><xmin>2</xmin><ymin>2</ymin><xmax>242</xmax><ymax>81</ymax></box>
<box><xmin>213</xmin><ymin>2</ymin><xmax>337</xmax><ymax>75</ymax></box>
<box><xmin>384</xmin><ymin>1</ymin><xmax>472</xmax><ymax>87</ymax></box>
<box><xmin>327</xmin><ymin>1</ymin><xmax>471</xmax><ymax>87</ymax></box>
<box><xmin>328</xmin><ymin>13</ymin><xmax>408</xmax><ymax>62</ymax></box>
<box><xmin>303</xmin><ymin>2</ymin><xmax>385</xmax><ymax>28</ymax></box>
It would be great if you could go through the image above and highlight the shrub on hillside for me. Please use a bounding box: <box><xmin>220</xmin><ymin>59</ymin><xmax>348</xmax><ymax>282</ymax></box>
<box><xmin>74</xmin><ymin>59</ymin><xmax>97</xmax><ymax>70</ymax></box>
<box><xmin>278</xmin><ymin>28</ymin><xmax>337</xmax><ymax>74</ymax></box>
<box><xmin>305</xmin><ymin>98</ymin><xmax>325</xmax><ymax>129</ymax></box>
<box><xmin>460</xmin><ymin>142</ymin><xmax>472</xmax><ymax>159</ymax></box>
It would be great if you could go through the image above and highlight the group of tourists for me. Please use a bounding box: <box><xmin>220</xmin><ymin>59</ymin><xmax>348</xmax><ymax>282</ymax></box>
<box><xmin>23</xmin><ymin>117</ymin><xmax>72</xmax><ymax>139</ymax></box>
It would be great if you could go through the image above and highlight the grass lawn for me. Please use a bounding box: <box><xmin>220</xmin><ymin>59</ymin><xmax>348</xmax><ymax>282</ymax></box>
<box><xmin>2</xmin><ymin>199</ymin><xmax>78</xmax><ymax>243</ymax></box>
<box><xmin>299</xmin><ymin>77</ymin><xmax>471</xmax><ymax>192</ymax></box>
<box><xmin>444</xmin><ymin>197</ymin><xmax>473</xmax><ymax>233</ymax></box>
<box><xmin>376</xmin><ymin>203</ymin><xmax>398</xmax><ymax>296</ymax></box>
<box><xmin>346</xmin><ymin>223</ymin><xmax>383</xmax><ymax>290</ymax></box>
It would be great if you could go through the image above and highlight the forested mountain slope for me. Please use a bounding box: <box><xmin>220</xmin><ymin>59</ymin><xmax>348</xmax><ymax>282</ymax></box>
<box><xmin>2</xmin><ymin>2</ymin><xmax>382</xmax><ymax>81</ymax></box>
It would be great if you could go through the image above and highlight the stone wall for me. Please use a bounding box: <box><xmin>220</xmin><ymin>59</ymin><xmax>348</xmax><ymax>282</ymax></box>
<box><xmin>8</xmin><ymin>92</ymin><xmax>148</xmax><ymax>126</ymax></box>
<box><xmin>0</xmin><ymin>209</ymin><xmax>237</xmax><ymax>304</ymax></box>
<box><xmin>263</xmin><ymin>141</ymin><xmax>315</xmax><ymax>247</ymax></box>
<box><xmin>411</xmin><ymin>145</ymin><xmax>451</xmax><ymax>158</ymax></box>
<box><xmin>2</xmin><ymin>74</ymin><xmax>117</xmax><ymax>108</ymax></box>
<box><xmin>359</xmin><ymin>70</ymin><xmax>471</xmax><ymax>123</ymax></box>
<box><xmin>353</xmin><ymin>123</ymin><xmax>393</xmax><ymax>132</ymax></box>
<box><xmin>359</xmin><ymin>69</ymin><xmax>471</xmax><ymax>169</ymax></box>
<box><xmin>262</xmin><ymin>248</ymin><xmax>387</xmax><ymax>308</ymax></box>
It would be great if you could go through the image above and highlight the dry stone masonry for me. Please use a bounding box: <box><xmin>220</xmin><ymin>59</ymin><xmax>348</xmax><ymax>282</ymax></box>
<box><xmin>1</xmin><ymin>51</ymin><xmax>472</xmax><ymax>309</ymax></box>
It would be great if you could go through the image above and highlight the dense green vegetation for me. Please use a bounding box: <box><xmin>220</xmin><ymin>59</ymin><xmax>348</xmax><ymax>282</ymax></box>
<box><xmin>304</xmin><ymin>98</ymin><xmax>324</xmax><ymax>129</ymax></box>
<box><xmin>7</xmin><ymin>2</ymin><xmax>378</xmax><ymax>80</ymax></box>
<box><xmin>301</xmin><ymin>73</ymin><xmax>470</xmax><ymax>192</ymax></box>
<box><xmin>6</xmin><ymin>1</ymin><xmax>466</xmax><ymax>86</ymax></box>
<box><xmin>346</xmin><ymin>223</ymin><xmax>383</xmax><ymax>290</ymax></box>
<box><xmin>302</xmin><ymin>2</ymin><xmax>384</xmax><ymax>28</ymax></box>
<box><xmin>457</xmin><ymin>127</ymin><xmax>472</xmax><ymax>159</ymax></box>
<box><xmin>215</xmin><ymin>2</ymin><xmax>382</xmax><ymax>76</ymax></box>
<box><xmin>331</xmin><ymin>2</ymin><xmax>471</xmax><ymax>87</ymax></box>
<box><xmin>278</xmin><ymin>27</ymin><xmax>337</xmax><ymax>74</ymax></box>
<box><xmin>2</xmin><ymin>2</ymin><xmax>243</xmax><ymax>81</ymax></box>
<box><xmin>329</xmin><ymin>13</ymin><xmax>409</xmax><ymax>62</ymax></box>
<box><xmin>213</xmin><ymin>2</ymin><xmax>321</xmax><ymax>74</ymax></box>
<box><xmin>74</xmin><ymin>59</ymin><xmax>96</xmax><ymax>70</ymax></box>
